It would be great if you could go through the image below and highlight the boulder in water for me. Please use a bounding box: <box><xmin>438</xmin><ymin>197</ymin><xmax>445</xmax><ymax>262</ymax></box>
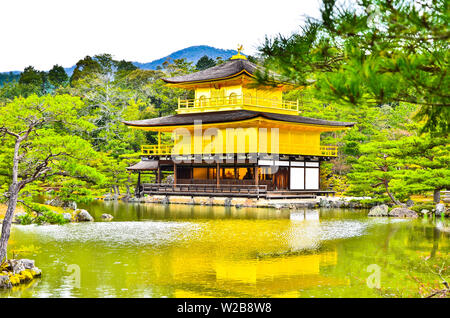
<box><xmin>0</xmin><ymin>275</ymin><xmax>12</xmax><ymax>289</ymax></box>
<box><xmin>101</xmin><ymin>213</ymin><xmax>114</xmax><ymax>221</ymax></box>
<box><xmin>389</xmin><ymin>207</ymin><xmax>418</xmax><ymax>218</ymax></box>
<box><xmin>368</xmin><ymin>205</ymin><xmax>389</xmax><ymax>217</ymax></box>
<box><xmin>75</xmin><ymin>209</ymin><xmax>94</xmax><ymax>222</ymax></box>
<box><xmin>435</xmin><ymin>203</ymin><xmax>445</xmax><ymax>216</ymax></box>
<box><xmin>19</xmin><ymin>259</ymin><xmax>35</xmax><ymax>270</ymax></box>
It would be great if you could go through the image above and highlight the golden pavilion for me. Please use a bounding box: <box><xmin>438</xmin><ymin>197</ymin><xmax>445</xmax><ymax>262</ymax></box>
<box><xmin>124</xmin><ymin>49</ymin><xmax>354</xmax><ymax>198</ymax></box>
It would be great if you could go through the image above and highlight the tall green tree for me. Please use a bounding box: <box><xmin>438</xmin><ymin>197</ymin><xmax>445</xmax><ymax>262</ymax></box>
<box><xmin>19</xmin><ymin>66</ymin><xmax>43</xmax><ymax>87</ymax></box>
<box><xmin>347</xmin><ymin>131</ymin><xmax>450</xmax><ymax>204</ymax></box>
<box><xmin>48</xmin><ymin>64</ymin><xmax>69</xmax><ymax>87</ymax></box>
<box><xmin>0</xmin><ymin>94</ymin><xmax>103</xmax><ymax>262</ymax></box>
<box><xmin>18</xmin><ymin>66</ymin><xmax>49</xmax><ymax>96</ymax></box>
<box><xmin>259</xmin><ymin>0</ymin><xmax>449</xmax><ymax>134</ymax></box>
<box><xmin>396</xmin><ymin>135</ymin><xmax>450</xmax><ymax>203</ymax></box>
<box><xmin>70</xmin><ymin>55</ymin><xmax>102</xmax><ymax>84</ymax></box>
<box><xmin>196</xmin><ymin>55</ymin><xmax>216</xmax><ymax>71</ymax></box>
<box><xmin>347</xmin><ymin>133</ymin><xmax>405</xmax><ymax>204</ymax></box>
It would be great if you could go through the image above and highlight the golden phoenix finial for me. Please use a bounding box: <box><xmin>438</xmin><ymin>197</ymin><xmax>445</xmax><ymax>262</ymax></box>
<box><xmin>231</xmin><ymin>44</ymin><xmax>247</xmax><ymax>60</ymax></box>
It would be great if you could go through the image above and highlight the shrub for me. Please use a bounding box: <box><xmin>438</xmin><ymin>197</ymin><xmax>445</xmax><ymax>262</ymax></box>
<box><xmin>410</xmin><ymin>203</ymin><xmax>435</xmax><ymax>214</ymax></box>
<box><xmin>17</xmin><ymin>212</ymin><xmax>34</xmax><ymax>225</ymax></box>
<box><xmin>34</xmin><ymin>211</ymin><xmax>69</xmax><ymax>225</ymax></box>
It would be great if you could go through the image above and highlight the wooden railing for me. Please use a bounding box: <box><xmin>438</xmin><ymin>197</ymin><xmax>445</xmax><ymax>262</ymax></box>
<box><xmin>178</xmin><ymin>95</ymin><xmax>299</xmax><ymax>113</ymax></box>
<box><xmin>319</xmin><ymin>145</ymin><xmax>338</xmax><ymax>157</ymax></box>
<box><xmin>141</xmin><ymin>183</ymin><xmax>268</xmax><ymax>198</ymax></box>
<box><xmin>141</xmin><ymin>144</ymin><xmax>174</xmax><ymax>156</ymax></box>
<box><xmin>141</xmin><ymin>144</ymin><xmax>338</xmax><ymax>157</ymax></box>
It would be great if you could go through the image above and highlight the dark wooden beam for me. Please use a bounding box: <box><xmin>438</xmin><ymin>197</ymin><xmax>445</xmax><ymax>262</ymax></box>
<box><xmin>173</xmin><ymin>162</ymin><xmax>177</xmax><ymax>186</ymax></box>
<box><xmin>216</xmin><ymin>162</ymin><xmax>220</xmax><ymax>188</ymax></box>
<box><xmin>157</xmin><ymin>166</ymin><xmax>161</xmax><ymax>183</ymax></box>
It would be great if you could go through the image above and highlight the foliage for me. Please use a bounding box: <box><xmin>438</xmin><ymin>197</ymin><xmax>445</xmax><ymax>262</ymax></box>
<box><xmin>34</xmin><ymin>210</ymin><xmax>69</xmax><ymax>225</ymax></box>
<box><xmin>18</xmin><ymin>211</ymin><xmax>69</xmax><ymax>226</ymax></box>
<box><xmin>395</xmin><ymin>135</ymin><xmax>450</xmax><ymax>200</ymax></box>
<box><xmin>16</xmin><ymin>212</ymin><xmax>33</xmax><ymax>225</ymax></box>
<box><xmin>0</xmin><ymin>54</ymin><xmax>192</xmax><ymax>197</ymax></box>
<box><xmin>347</xmin><ymin>133</ymin><xmax>406</xmax><ymax>204</ymax></box>
<box><xmin>17</xmin><ymin>66</ymin><xmax>48</xmax><ymax>96</ymax></box>
<box><xmin>0</xmin><ymin>94</ymin><xmax>105</xmax><ymax>205</ymax></box>
<box><xmin>58</xmin><ymin>179</ymin><xmax>93</xmax><ymax>204</ymax></box>
<box><xmin>0</xmin><ymin>72</ymin><xmax>20</xmax><ymax>86</ymax></box>
<box><xmin>259</xmin><ymin>0</ymin><xmax>450</xmax><ymax>134</ymax></box>
<box><xmin>48</xmin><ymin>65</ymin><xmax>68</xmax><ymax>88</ymax></box>
<box><xmin>196</xmin><ymin>55</ymin><xmax>216</xmax><ymax>71</ymax></box>
<box><xmin>347</xmin><ymin>131</ymin><xmax>450</xmax><ymax>204</ymax></box>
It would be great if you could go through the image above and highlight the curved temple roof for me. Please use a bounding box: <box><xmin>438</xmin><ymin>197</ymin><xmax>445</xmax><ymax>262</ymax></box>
<box><xmin>162</xmin><ymin>59</ymin><xmax>258</xmax><ymax>84</ymax></box>
<box><xmin>126</xmin><ymin>159</ymin><xmax>159</xmax><ymax>170</ymax></box>
<box><xmin>123</xmin><ymin>110</ymin><xmax>355</xmax><ymax>128</ymax></box>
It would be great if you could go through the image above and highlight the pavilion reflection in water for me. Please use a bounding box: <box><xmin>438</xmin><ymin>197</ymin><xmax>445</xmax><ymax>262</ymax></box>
<box><xmin>129</xmin><ymin>209</ymin><xmax>349</xmax><ymax>298</ymax></box>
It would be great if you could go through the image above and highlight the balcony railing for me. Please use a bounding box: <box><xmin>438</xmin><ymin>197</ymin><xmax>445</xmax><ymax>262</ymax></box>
<box><xmin>177</xmin><ymin>95</ymin><xmax>299</xmax><ymax>113</ymax></box>
<box><xmin>141</xmin><ymin>144</ymin><xmax>338</xmax><ymax>157</ymax></box>
<box><xmin>319</xmin><ymin>145</ymin><xmax>338</xmax><ymax>157</ymax></box>
<box><xmin>142</xmin><ymin>144</ymin><xmax>174</xmax><ymax>156</ymax></box>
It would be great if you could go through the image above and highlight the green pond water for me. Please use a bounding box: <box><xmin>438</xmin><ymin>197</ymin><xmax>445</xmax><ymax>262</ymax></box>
<box><xmin>1</xmin><ymin>201</ymin><xmax>449</xmax><ymax>298</ymax></box>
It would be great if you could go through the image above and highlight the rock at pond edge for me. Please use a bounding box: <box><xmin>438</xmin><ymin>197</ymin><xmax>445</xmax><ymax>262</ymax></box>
<box><xmin>389</xmin><ymin>207</ymin><xmax>418</xmax><ymax>218</ymax></box>
<box><xmin>74</xmin><ymin>209</ymin><xmax>94</xmax><ymax>222</ymax></box>
<box><xmin>368</xmin><ymin>204</ymin><xmax>389</xmax><ymax>217</ymax></box>
<box><xmin>101</xmin><ymin>213</ymin><xmax>114</xmax><ymax>221</ymax></box>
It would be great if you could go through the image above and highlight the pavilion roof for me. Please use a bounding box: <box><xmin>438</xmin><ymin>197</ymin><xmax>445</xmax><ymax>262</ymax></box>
<box><xmin>162</xmin><ymin>59</ymin><xmax>258</xmax><ymax>84</ymax></box>
<box><xmin>123</xmin><ymin>110</ymin><xmax>355</xmax><ymax>128</ymax></box>
<box><xmin>126</xmin><ymin>159</ymin><xmax>159</xmax><ymax>171</ymax></box>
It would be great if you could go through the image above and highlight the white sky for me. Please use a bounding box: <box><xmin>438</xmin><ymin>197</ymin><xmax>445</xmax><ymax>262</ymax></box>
<box><xmin>0</xmin><ymin>0</ymin><xmax>321</xmax><ymax>72</ymax></box>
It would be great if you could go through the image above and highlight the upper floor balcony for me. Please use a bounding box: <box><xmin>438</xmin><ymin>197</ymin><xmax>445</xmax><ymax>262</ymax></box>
<box><xmin>177</xmin><ymin>95</ymin><xmax>299</xmax><ymax>115</ymax></box>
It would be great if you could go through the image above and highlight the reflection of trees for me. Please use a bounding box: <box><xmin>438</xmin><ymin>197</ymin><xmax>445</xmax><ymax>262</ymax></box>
<box><xmin>430</xmin><ymin>227</ymin><xmax>440</xmax><ymax>259</ymax></box>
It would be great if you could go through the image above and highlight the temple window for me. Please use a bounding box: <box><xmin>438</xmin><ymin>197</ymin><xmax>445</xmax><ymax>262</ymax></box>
<box><xmin>229</xmin><ymin>93</ymin><xmax>237</xmax><ymax>105</ymax></box>
<box><xmin>199</xmin><ymin>95</ymin><xmax>207</xmax><ymax>107</ymax></box>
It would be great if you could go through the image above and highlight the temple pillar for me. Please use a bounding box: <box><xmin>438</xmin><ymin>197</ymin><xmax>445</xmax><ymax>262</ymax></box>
<box><xmin>157</xmin><ymin>166</ymin><xmax>161</xmax><ymax>184</ymax></box>
<box><xmin>173</xmin><ymin>162</ymin><xmax>177</xmax><ymax>186</ymax></box>
<box><xmin>216</xmin><ymin>162</ymin><xmax>220</xmax><ymax>188</ymax></box>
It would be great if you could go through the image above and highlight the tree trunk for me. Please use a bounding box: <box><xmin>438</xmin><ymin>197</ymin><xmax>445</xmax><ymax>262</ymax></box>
<box><xmin>384</xmin><ymin>180</ymin><xmax>403</xmax><ymax>206</ymax></box>
<box><xmin>126</xmin><ymin>172</ymin><xmax>131</xmax><ymax>196</ymax></box>
<box><xmin>433</xmin><ymin>189</ymin><xmax>441</xmax><ymax>204</ymax></box>
<box><xmin>0</xmin><ymin>138</ymin><xmax>21</xmax><ymax>263</ymax></box>
<box><xmin>0</xmin><ymin>187</ymin><xmax>19</xmax><ymax>262</ymax></box>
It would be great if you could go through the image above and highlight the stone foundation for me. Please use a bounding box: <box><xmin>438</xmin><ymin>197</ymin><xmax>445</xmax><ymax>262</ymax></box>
<box><xmin>131</xmin><ymin>195</ymin><xmax>372</xmax><ymax>209</ymax></box>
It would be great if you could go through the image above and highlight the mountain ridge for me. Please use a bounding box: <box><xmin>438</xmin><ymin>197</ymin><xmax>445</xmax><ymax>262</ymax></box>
<box><xmin>133</xmin><ymin>45</ymin><xmax>238</xmax><ymax>71</ymax></box>
<box><xmin>0</xmin><ymin>45</ymin><xmax>239</xmax><ymax>78</ymax></box>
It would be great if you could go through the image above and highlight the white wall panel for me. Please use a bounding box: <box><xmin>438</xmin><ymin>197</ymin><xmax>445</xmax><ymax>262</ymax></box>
<box><xmin>258</xmin><ymin>160</ymin><xmax>273</xmax><ymax>166</ymax></box>
<box><xmin>305</xmin><ymin>168</ymin><xmax>319</xmax><ymax>189</ymax></box>
<box><xmin>290</xmin><ymin>168</ymin><xmax>305</xmax><ymax>190</ymax></box>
